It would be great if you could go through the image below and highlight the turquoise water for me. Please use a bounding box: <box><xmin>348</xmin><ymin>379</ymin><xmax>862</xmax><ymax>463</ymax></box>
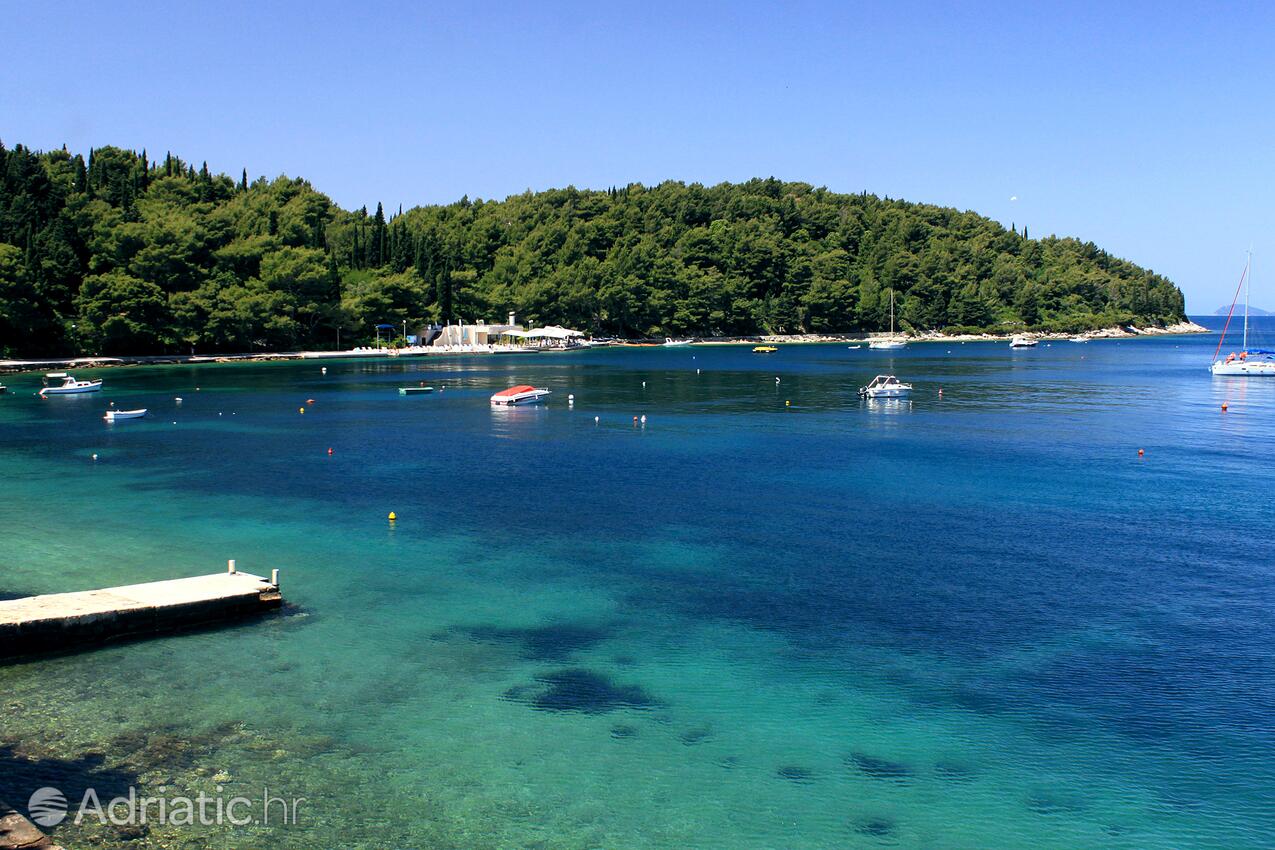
<box><xmin>2</xmin><ymin>320</ymin><xmax>1274</xmax><ymax>849</ymax></box>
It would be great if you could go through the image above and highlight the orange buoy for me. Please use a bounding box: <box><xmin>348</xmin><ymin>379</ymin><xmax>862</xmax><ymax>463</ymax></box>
<box><xmin>327</xmin><ymin>447</ymin><xmax>334</xmax><ymax>455</ymax></box>
<box><xmin>306</xmin><ymin>398</ymin><xmax>315</xmax><ymax>404</ymax></box>
<box><xmin>1221</xmin><ymin>402</ymin><xmax>1228</xmax><ymax>412</ymax></box>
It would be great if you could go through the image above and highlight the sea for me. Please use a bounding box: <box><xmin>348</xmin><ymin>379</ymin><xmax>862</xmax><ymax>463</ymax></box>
<box><xmin>1</xmin><ymin>317</ymin><xmax>1273</xmax><ymax>849</ymax></box>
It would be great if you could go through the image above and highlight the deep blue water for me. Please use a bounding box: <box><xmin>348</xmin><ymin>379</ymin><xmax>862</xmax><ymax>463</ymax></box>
<box><xmin>1</xmin><ymin>318</ymin><xmax>1273</xmax><ymax>848</ymax></box>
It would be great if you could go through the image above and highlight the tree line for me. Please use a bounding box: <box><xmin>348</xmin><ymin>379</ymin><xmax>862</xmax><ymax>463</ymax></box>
<box><xmin>0</xmin><ymin>142</ymin><xmax>1187</xmax><ymax>357</ymax></box>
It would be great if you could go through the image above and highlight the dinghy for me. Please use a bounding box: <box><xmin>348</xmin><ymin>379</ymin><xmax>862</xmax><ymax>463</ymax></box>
<box><xmin>104</xmin><ymin>408</ymin><xmax>147</xmax><ymax>422</ymax></box>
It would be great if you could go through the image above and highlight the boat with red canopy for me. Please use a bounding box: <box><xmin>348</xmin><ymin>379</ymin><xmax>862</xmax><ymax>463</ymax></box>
<box><xmin>490</xmin><ymin>385</ymin><xmax>551</xmax><ymax>406</ymax></box>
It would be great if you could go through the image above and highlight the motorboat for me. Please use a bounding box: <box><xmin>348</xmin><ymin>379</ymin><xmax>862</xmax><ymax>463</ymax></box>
<box><xmin>870</xmin><ymin>289</ymin><xmax>907</xmax><ymax>349</ymax></box>
<box><xmin>491</xmin><ymin>385</ymin><xmax>551</xmax><ymax>406</ymax></box>
<box><xmin>1069</xmin><ymin>336</ymin><xmax>1089</xmax><ymax>343</ymax></box>
<box><xmin>0</xmin><ymin>384</ymin><xmax>6</xmax><ymax>393</ymax></box>
<box><xmin>858</xmin><ymin>375</ymin><xmax>913</xmax><ymax>398</ymax></box>
<box><xmin>753</xmin><ymin>345</ymin><xmax>778</xmax><ymax>353</ymax></box>
<box><xmin>398</xmin><ymin>385</ymin><xmax>435</xmax><ymax>394</ymax></box>
<box><xmin>1213</xmin><ymin>251</ymin><xmax>1275</xmax><ymax>376</ymax></box>
<box><xmin>40</xmin><ymin>373</ymin><xmax>103</xmax><ymax>395</ymax></box>
<box><xmin>847</xmin><ymin>345</ymin><xmax>862</xmax><ymax>350</ymax></box>
<box><xmin>663</xmin><ymin>338</ymin><xmax>693</xmax><ymax>347</ymax></box>
<box><xmin>1010</xmin><ymin>335</ymin><xmax>1038</xmax><ymax>348</ymax></box>
<box><xmin>104</xmin><ymin>408</ymin><xmax>147</xmax><ymax>422</ymax></box>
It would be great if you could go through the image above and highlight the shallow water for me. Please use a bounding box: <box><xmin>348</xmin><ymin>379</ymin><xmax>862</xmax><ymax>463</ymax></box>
<box><xmin>2</xmin><ymin>319</ymin><xmax>1274</xmax><ymax>849</ymax></box>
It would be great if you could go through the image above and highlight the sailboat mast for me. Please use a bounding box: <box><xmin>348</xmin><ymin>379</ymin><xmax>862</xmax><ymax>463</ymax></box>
<box><xmin>1243</xmin><ymin>251</ymin><xmax>1251</xmax><ymax>351</ymax></box>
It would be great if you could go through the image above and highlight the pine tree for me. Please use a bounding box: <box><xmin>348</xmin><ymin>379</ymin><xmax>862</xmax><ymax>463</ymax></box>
<box><xmin>240</xmin><ymin>168</ymin><xmax>248</xmax><ymax>192</ymax></box>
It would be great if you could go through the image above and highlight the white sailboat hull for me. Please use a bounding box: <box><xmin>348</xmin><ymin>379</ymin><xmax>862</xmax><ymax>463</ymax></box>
<box><xmin>1211</xmin><ymin>359</ymin><xmax>1275</xmax><ymax>376</ymax></box>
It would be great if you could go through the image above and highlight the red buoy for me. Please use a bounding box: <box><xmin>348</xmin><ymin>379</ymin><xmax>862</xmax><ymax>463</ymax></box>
<box><xmin>1138</xmin><ymin>448</ymin><xmax>1145</xmax><ymax>457</ymax></box>
<box><xmin>327</xmin><ymin>447</ymin><xmax>334</xmax><ymax>455</ymax></box>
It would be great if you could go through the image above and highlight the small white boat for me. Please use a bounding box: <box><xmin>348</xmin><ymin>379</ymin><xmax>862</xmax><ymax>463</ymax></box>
<box><xmin>40</xmin><ymin>373</ymin><xmax>103</xmax><ymax>395</ymax></box>
<box><xmin>1010</xmin><ymin>335</ymin><xmax>1038</xmax><ymax>348</ymax></box>
<box><xmin>847</xmin><ymin>345</ymin><xmax>862</xmax><ymax>350</ymax></box>
<box><xmin>398</xmin><ymin>385</ymin><xmax>435</xmax><ymax>395</ymax></box>
<box><xmin>0</xmin><ymin>384</ymin><xmax>7</xmax><ymax>393</ymax></box>
<box><xmin>491</xmin><ymin>385</ymin><xmax>552</xmax><ymax>406</ymax></box>
<box><xmin>1069</xmin><ymin>336</ymin><xmax>1089</xmax><ymax>343</ymax></box>
<box><xmin>663</xmin><ymin>338</ymin><xmax>692</xmax><ymax>347</ymax></box>
<box><xmin>858</xmin><ymin>375</ymin><xmax>913</xmax><ymax>398</ymax></box>
<box><xmin>104</xmin><ymin>408</ymin><xmax>147</xmax><ymax>421</ymax></box>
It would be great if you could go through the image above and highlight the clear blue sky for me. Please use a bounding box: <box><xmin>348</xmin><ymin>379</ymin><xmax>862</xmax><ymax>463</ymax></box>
<box><xmin>4</xmin><ymin>0</ymin><xmax>1273</xmax><ymax>311</ymax></box>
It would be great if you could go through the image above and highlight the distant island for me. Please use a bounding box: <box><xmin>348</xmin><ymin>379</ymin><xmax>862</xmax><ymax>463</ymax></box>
<box><xmin>0</xmin><ymin>142</ymin><xmax>1188</xmax><ymax>358</ymax></box>
<box><xmin>1215</xmin><ymin>305</ymin><xmax>1272</xmax><ymax>316</ymax></box>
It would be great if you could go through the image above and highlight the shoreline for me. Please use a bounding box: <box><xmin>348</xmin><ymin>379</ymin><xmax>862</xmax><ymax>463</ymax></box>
<box><xmin>0</xmin><ymin>321</ymin><xmax>1209</xmax><ymax>374</ymax></box>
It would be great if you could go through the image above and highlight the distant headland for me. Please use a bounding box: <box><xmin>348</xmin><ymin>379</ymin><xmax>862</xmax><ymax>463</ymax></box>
<box><xmin>0</xmin><ymin>142</ymin><xmax>1188</xmax><ymax>360</ymax></box>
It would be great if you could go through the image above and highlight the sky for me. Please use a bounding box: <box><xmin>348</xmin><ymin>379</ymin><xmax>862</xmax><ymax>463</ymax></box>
<box><xmin>4</xmin><ymin>0</ymin><xmax>1274</xmax><ymax>312</ymax></box>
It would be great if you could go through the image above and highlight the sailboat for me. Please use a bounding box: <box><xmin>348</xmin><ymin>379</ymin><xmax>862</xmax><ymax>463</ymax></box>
<box><xmin>869</xmin><ymin>290</ymin><xmax>907</xmax><ymax>350</ymax></box>
<box><xmin>1212</xmin><ymin>252</ymin><xmax>1275</xmax><ymax>376</ymax></box>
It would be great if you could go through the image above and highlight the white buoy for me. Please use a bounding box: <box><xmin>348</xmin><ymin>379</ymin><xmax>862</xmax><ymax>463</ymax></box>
<box><xmin>594</xmin><ymin>415</ymin><xmax>599</xmax><ymax>423</ymax></box>
<box><xmin>321</xmin><ymin>367</ymin><xmax>327</xmax><ymax>374</ymax></box>
<box><xmin>568</xmin><ymin>394</ymin><xmax>575</xmax><ymax>401</ymax></box>
<box><xmin>775</xmin><ymin>377</ymin><xmax>781</xmax><ymax>384</ymax></box>
<box><xmin>696</xmin><ymin>368</ymin><xmax>701</xmax><ymax>374</ymax></box>
<box><xmin>175</xmin><ymin>397</ymin><xmax>183</xmax><ymax>403</ymax></box>
<box><xmin>642</xmin><ymin>381</ymin><xmax>646</xmax><ymax>388</ymax></box>
<box><xmin>91</xmin><ymin>453</ymin><xmax>98</xmax><ymax>461</ymax></box>
<box><xmin>640</xmin><ymin>414</ymin><xmax>646</xmax><ymax>423</ymax></box>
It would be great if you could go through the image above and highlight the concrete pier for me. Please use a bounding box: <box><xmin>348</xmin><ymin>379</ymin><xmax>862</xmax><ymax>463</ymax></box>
<box><xmin>0</xmin><ymin>567</ymin><xmax>282</xmax><ymax>659</ymax></box>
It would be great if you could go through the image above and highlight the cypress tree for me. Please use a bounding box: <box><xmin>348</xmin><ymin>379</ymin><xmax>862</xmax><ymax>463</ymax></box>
<box><xmin>240</xmin><ymin>168</ymin><xmax>248</xmax><ymax>192</ymax></box>
<box><xmin>371</xmin><ymin>202</ymin><xmax>387</xmax><ymax>267</ymax></box>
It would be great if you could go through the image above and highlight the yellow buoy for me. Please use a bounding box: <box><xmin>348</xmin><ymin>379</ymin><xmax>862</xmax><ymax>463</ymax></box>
<box><xmin>299</xmin><ymin>407</ymin><xmax>305</xmax><ymax>414</ymax></box>
<box><xmin>388</xmin><ymin>511</ymin><xmax>397</xmax><ymax>521</ymax></box>
<box><xmin>785</xmin><ymin>400</ymin><xmax>791</xmax><ymax>406</ymax></box>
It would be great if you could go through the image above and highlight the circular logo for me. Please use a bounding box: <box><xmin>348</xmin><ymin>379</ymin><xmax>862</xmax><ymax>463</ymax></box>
<box><xmin>28</xmin><ymin>787</ymin><xmax>67</xmax><ymax>827</ymax></box>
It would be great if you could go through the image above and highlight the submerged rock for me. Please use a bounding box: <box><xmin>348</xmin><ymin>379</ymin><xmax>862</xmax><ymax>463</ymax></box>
<box><xmin>846</xmin><ymin>752</ymin><xmax>912</xmax><ymax>781</ymax></box>
<box><xmin>502</xmin><ymin>668</ymin><xmax>658</xmax><ymax>713</ymax></box>
<box><xmin>776</xmin><ymin>765</ymin><xmax>815</xmax><ymax>783</ymax></box>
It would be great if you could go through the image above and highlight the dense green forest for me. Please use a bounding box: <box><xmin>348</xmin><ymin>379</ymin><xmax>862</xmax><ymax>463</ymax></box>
<box><xmin>0</xmin><ymin>141</ymin><xmax>1187</xmax><ymax>357</ymax></box>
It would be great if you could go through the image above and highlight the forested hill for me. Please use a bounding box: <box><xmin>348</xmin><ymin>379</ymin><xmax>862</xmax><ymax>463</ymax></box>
<box><xmin>0</xmin><ymin>142</ymin><xmax>1187</xmax><ymax>357</ymax></box>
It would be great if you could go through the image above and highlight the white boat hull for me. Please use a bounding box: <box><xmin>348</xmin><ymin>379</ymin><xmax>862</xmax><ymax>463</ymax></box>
<box><xmin>1211</xmin><ymin>359</ymin><xmax>1275</xmax><ymax>376</ymax></box>
<box><xmin>862</xmin><ymin>387</ymin><xmax>911</xmax><ymax>398</ymax></box>
<box><xmin>491</xmin><ymin>396</ymin><xmax>548</xmax><ymax>406</ymax></box>
<box><xmin>869</xmin><ymin>341</ymin><xmax>907</xmax><ymax>350</ymax></box>
<box><xmin>41</xmin><ymin>381</ymin><xmax>102</xmax><ymax>395</ymax></box>
<box><xmin>105</xmin><ymin>409</ymin><xmax>147</xmax><ymax>421</ymax></box>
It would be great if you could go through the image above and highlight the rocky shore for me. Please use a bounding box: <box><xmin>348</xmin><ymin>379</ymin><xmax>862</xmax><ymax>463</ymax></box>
<box><xmin>0</xmin><ymin>321</ymin><xmax>1209</xmax><ymax>374</ymax></box>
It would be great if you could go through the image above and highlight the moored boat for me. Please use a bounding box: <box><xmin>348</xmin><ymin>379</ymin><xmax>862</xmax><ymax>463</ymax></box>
<box><xmin>869</xmin><ymin>290</ymin><xmax>907</xmax><ymax>349</ymax></box>
<box><xmin>491</xmin><ymin>385</ymin><xmax>551</xmax><ymax>406</ymax></box>
<box><xmin>1010</xmin><ymin>335</ymin><xmax>1038</xmax><ymax>348</ymax></box>
<box><xmin>858</xmin><ymin>375</ymin><xmax>913</xmax><ymax>398</ymax></box>
<box><xmin>1212</xmin><ymin>252</ymin><xmax>1275</xmax><ymax>376</ymax></box>
<box><xmin>40</xmin><ymin>373</ymin><xmax>103</xmax><ymax>395</ymax></box>
<box><xmin>399</xmin><ymin>385</ymin><xmax>435</xmax><ymax>394</ymax></box>
<box><xmin>753</xmin><ymin>345</ymin><xmax>778</xmax><ymax>353</ymax></box>
<box><xmin>663</xmin><ymin>338</ymin><xmax>693</xmax><ymax>347</ymax></box>
<box><xmin>104</xmin><ymin>408</ymin><xmax>147</xmax><ymax>421</ymax></box>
